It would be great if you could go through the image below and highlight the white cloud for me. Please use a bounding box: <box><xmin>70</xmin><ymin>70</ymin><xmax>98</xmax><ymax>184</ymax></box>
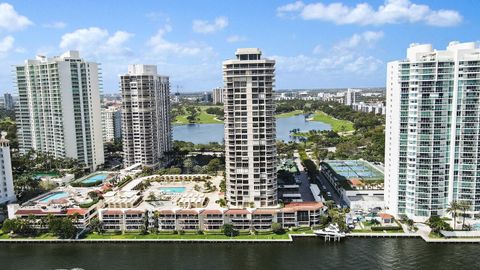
<box><xmin>0</xmin><ymin>35</ymin><xmax>14</xmax><ymax>54</ymax></box>
<box><xmin>277</xmin><ymin>0</ymin><xmax>462</xmax><ymax>27</ymax></box>
<box><xmin>277</xmin><ymin>1</ymin><xmax>305</xmax><ymax>16</ymax></box>
<box><xmin>148</xmin><ymin>25</ymin><xmax>212</xmax><ymax>56</ymax></box>
<box><xmin>43</xmin><ymin>21</ymin><xmax>67</xmax><ymax>29</ymax></box>
<box><xmin>59</xmin><ymin>27</ymin><xmax>134</xmax><ymax>58</ymax></box>
<box><xmin>333</xmin><ymin>31</ymin><xmax>384</xmax><ymax>51</ymax></box>
<box><xmin>226</xmin><ymin>35</ymin><xmax>246</xmax><ymax>43</ymax></box>
<box><xmin>0</xmin><ymin>3</ymin><xmax>33</xmax><ymax>31</ymax></box>
<box><xmin>272</xmin><ymin>31</ymin><xmax>384</xmax><ymax>84</ymax></box>
<box><xmin>192</xmin><ymin>16</ymin><xmax>228</xmax><ymax>34</ymax></box>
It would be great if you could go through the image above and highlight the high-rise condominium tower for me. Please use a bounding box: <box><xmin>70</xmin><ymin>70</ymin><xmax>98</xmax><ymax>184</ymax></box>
<box><xmin>223</xmin><ymin>48</ymin><xmax>277</xmax><ymax>208</ymax></box>
<box><xmin>121</xmin><ymin>65</ymin><xmax>172</xmax><ymax>168</ymax></box>
<box><xmin>15</xmin><ymin>51</ymin><xmax>104</xmax><ymax>170</ymax></box>
<box><xmin>385</xmin><ymin>42</ymin><xmax>480</xmax><ymax>221</ymax></box>
<box><xmin>3</xmin><ymin>93</ymin><xmax>14</xmax><ymax>110</ymax></box>
<box><xmin>212</xmin><ymin>87</ymin><xmax>224</xmax><ymax>104</ymax></box>
<box><xmin>0</xmin><ymin>132</ymin><xmax>15</xmax><ymax>204</ymax></box>
<box><xmin>102</xmin><ymin>106</ymin><xmax>122</xmax><ymax>142</ymax></box>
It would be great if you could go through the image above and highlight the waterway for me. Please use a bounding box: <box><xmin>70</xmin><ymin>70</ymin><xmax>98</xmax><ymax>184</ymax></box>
<box><xmin>173</xmin><ymin>114</ymin><xmax>331</xmax><ymax>144</ymax></box>
<box><xmin>1</xmin><ymin>238</ymin><xmax>478</xmax><ymax>270</ymax></box>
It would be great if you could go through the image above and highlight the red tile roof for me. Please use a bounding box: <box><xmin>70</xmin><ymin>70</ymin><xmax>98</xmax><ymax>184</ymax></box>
<box><xmin>379</xmin><ymin>213</ymin><xmax>394</xmax><ymax>219</ymax></box>
<box><xmin>176</xmin><ymin>209</ymin><xmax>199</xmax><ymax>215</ymax></box>
<box><xmin>202</xmin><ymin>209</ymin><xmax>224</xmax><ymax>215</ymax></box>
<box><xmin>157</xmin><ymin>210</ymin><xmax>175</xmax><ymax>215</ymax></box>
<box><xmin>15</xmin><ymin>209</ymin><xmax>64</xmax><ymax>216</ymax></box>
<box><xmin>67</xmin><ymin>209</ymin><xmax>88</xmax><ymax>216</ymax></box>
<box><xmin>225</xmin><ymin>209</ymin><xmax>250</xmax><ymax>215</ymax></box>
<box><xmin>283</xmin><ymin>202</ymin><xmax>324</xmax><ymax>211</ymax></box>
<box><xmin>252</xmin><ymin>209</ymin><xmax>277</xmax><ymax>215</ymax></box>
<box><xmin>349</xmin><ymin>178</ymin><xmax>363</xmax><ymax>186</ymax></box>
<box><xmin>125</xmin><ymin>209</ymin><xmax>144</xmax><ymax>215</ymax></box>
<box><xmin>102</xmin><ymin>210</ymin><xmax>124</xmax><ymax>215</ymax></box>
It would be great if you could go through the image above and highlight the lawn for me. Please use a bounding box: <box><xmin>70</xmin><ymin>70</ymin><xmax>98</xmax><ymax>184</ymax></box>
<box><xmin>311</xmin><ymin>111</ymin><xmax>354</xmax><ymax>132</ymax></box>
<box><xmin>428</xmin><ymin>232</ymin><xmax>443</xmax><ymax>239</ymax></box>
<box><xmin>0</xmin><ymin>230</ymin><xmax>58</xmax><ymax>239</ymax></box>
<box><xmin>275</xmin><ymin>110</ymin><xmax>304</xmax><ymax>118</ymax></box>
<box><xmin>355</xmin><ymin>221</ymin><xmax>404</xmax><ymax>234</ymax></box>
<box><xmin>174</xmin><ymin>106</ymin><xmax>223</xmax><ymax>125</ymax></box>
<box><xmin>84</xmin><ymin>231</ymin><xmax>292</xmax><ymax>240</ymax></box>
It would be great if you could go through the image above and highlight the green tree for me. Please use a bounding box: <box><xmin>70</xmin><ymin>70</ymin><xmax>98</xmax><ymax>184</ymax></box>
<box><xmin>206</xmin><ymin>158</ymin><xmax>223</xmax><ymax>174</ymax></box>
<box><xmin>222</xmin><ymin>224</ymin><xmax>239</xmax><ymax>237</ymax></box>
<box><xmin>446</xmin><ymin>201</ymin><xmax>461</xmax><ymax>230</ymax></box>
<box><xmin>219</xmin><ymin>178</ymin><xmax>226</xmax><ymax>193</ymax></box>
<box><xmin>271</xmin><ymin>222</ymin><xmax>285</xmax><ymax>234</ymax></box>
<box><xmin>186</xmin><ymin>106</ymin><xmax>199</xmax><ymax>123</ymax></box>
<box><xmin>1</xmin><ymin>218</ymin><xmax>35</xmax><ymax>236</ymax></box>
<box><xmin>183</xmin><ymin>158</ymin><xmax>194</xmax><ymax>174</ymax></box>
<box><xmin>48</xmin><ymin>217</ymin><xmax>77</xmax><ymax>239</ymax></box>
<box><xmin>458</xmin><ymin>201</ymin><xmax>472</xmax><ymax>230</ymax></box>
<box><xmin>426</xmin><ymin>216</ymin><xmax>452</xmax><ymax>233</ymax></box>
<box><xmin>147</xmin><ymin>192</ymin><xmax>157</xmax><ymax>201</ymax></box>
<box><xmin>89</xmin><ymin>218</ymin><xmax>103</xmax><ymax>234</ymax></box>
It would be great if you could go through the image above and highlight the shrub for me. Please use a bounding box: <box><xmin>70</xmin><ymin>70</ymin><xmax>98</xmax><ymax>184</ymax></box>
<box><xmin>271</xmin><ymin>222</ymin><xmax>285</xmax><ymax>234</ymax></box>
<box><xmin>222</xmin><ymin>224</ymin><xmax>239</xmax><ymax>237</ymax></box>
<box><xmin>371</xmin><ymin>226</ymin><xmax>402</xmax><ymax>231</ymax></box>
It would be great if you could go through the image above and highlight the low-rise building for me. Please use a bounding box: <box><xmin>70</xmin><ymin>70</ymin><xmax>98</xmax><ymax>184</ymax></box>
<box><xmin>103</xmin><ymin>201</ymin><xmax>325</xmax><ymax>233</ymax></box>
<box><xmin>99</xmin><ymin>209</ymin><xmax>146</xmax><ymax>232</ymax></box>
<box><xmin>320</xmin><ymin>160</ymin><xmax>385</xmax><ymax>210</ymax></box>
<box><xmin>7</xmin><ymin>187</ymin><xmax>104</xmax><ymax>230</ymax></box>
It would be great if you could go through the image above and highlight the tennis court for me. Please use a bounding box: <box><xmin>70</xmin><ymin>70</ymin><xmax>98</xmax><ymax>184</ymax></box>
<box><xmin>326</xmin><ymin>160</ymin><xmax>383</xmax><ymax>181</ymax></box>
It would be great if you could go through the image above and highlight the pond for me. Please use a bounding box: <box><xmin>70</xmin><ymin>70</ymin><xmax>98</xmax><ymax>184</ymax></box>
<box><xmin>173</xmin><ymin>114</ymin><xmax>331</xmax><ymax>144</ymax></box>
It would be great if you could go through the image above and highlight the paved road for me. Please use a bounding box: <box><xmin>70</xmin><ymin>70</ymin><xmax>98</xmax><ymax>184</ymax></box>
<box><xmin>315</xmin><ymin>172</ymin><xmax>347</xmax><ymax>207</ymax></box>
<box><xmin>292</xmin><ymin>151</ymin><xmax>345</xmax><ymax>206</ymax></box>
<box><xmin>291</xmin><ymin>152</ymin><xmax>315</xmax><ymax>202</ymax></box>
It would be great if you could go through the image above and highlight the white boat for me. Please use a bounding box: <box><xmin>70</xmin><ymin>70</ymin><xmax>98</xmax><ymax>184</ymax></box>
<box><xmin>314</xmin><ymin>223</ymin><xmax>346</xmax><ymax>237</ymax></box>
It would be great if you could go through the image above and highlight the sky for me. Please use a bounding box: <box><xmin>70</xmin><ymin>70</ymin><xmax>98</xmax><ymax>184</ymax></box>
<box><xmin>0</xmin><ymin>0</ymin><xmax>478</xmax><ymax>94</ymax></box>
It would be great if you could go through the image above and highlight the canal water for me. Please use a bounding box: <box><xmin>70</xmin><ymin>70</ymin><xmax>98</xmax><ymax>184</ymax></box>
<box><xmin>173</xmin><ymin>114</ymin><xmax>331</xmax><ymax>144</ymax></box>
<box><xmin>1</xmin><ymin>238</ymin><xmax>478</xmax><ymax>270</ymax></box>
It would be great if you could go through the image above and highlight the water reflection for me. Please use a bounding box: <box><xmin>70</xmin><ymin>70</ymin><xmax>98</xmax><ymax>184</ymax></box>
<box><xmin>173</xmin><ymin>115</ymin><xmax>331</xmax><ymax>144</ymax></box>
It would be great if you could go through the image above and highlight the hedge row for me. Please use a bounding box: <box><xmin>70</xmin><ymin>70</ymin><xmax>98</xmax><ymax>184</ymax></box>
<box><xmin>371</xmin><ymin>226</ymin><xmax>402</xmax><ymax>231</ymax></box>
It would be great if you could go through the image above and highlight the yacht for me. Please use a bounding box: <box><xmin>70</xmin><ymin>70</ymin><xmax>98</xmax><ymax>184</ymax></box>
<box><xmin>314</xmin><ymin>223</ymin><xmax>346</xmax><ymax>237</ymax></box>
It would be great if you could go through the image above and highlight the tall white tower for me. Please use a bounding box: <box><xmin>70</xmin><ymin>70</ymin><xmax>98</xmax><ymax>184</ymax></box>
<box><xmin>0</xmin><ymin>132</ymin><xmax>15</xmax><ymax>204</ymax></box>
<box><xmin>385</xmin><ymin>42</ymin><xmax>480</xmax><ymax>221</ymax></box>
<box><xmin>121</xmin><ymin>64</ymin><xmax>172</xmax><ymax>168</ymax></box>
<box><xmin>15</xmin><ymin>51</ymin><xmax>104</xmax><ymax>170</ymax></box>
<box><xmin>223</xmin><ymin>48</ymin><xmax>277</xmax><ymax>208</ymax></box>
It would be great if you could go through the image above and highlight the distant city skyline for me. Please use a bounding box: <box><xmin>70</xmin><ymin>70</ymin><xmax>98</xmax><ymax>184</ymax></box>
<box><xmin>0</xmin><ymin>0</ymin><xmax>478</xmax><ymax>94</ymax></box>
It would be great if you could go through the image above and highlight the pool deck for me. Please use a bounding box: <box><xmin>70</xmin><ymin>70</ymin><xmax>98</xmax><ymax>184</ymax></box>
<box><xmin>75</xmin><ymin>171</ymin><xmax>114</xmax><ymax>184</ymax></box>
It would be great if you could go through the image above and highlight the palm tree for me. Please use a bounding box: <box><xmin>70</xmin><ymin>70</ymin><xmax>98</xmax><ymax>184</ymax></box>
<box><xmin>458</xmin><ymin>201</ymin><xmax>471</xmax><ymax>230</ymax></box>
<box><xmin>89</xmin><ymin>218</ymin><xmax>103</xmax><ymax>234</ymax></box>
<box><xmin>446</xmin><ymin>201</ymin><xmax>460</xmax><ymax>230</ymax></box>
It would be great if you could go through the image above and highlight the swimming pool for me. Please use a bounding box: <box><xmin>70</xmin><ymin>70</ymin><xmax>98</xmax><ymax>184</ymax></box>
<box><xmin>159</xmin><ymin>187</ymin><xmax>186</xmax><ymax>194</ymax></box>
<box><xmin>38</xmin><ymin>192</ymin><xmax>68</xmax><ymax>203</ymax></box>
<box><xmin>82</xmin><ymin>173</ymin><xmax>109</xmax><ymax>184</ymax></box>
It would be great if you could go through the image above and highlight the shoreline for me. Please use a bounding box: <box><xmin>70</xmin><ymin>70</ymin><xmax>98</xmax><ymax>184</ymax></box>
<box><xmin>1</xmin><ymin>233</ymin><xmax>479</xmax><ymax>244</ymax></box>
